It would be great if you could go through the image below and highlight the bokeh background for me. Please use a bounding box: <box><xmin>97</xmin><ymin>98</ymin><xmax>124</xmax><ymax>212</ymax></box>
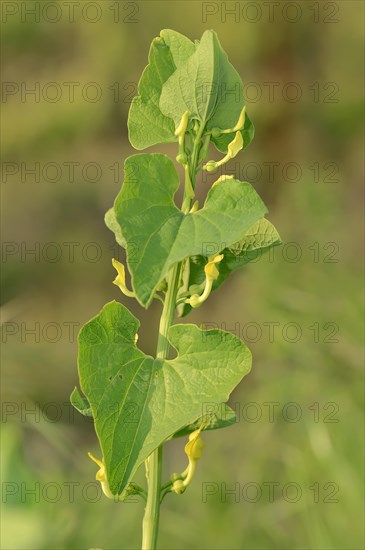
<box><xmin>1</xmin><ymin>1</ymin><xmax>364</xmax><ymax>549</ymax></box>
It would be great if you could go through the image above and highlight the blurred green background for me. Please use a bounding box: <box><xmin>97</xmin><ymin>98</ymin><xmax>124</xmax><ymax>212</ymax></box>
<box><xmin>1</xmin><ymin>1</ymin><xmax>364</xmax><ymax>549</ymax></box>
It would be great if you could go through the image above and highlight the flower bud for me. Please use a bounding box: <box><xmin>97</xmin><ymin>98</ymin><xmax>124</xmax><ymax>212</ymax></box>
<box><xmin>211</xmin><ymin>127</ymin><xmax>222</xmax><ymax>138</ymax></box>
<box><xmin>203</xmin><ymin>160</ymin><xmax>218</xmax><ymax>172</ymax></box>
<box><xmin>186</xmin><ymin>294</ymin><xmax>202</xmax><ymax>308</ymax></box>
<box><xmin>172</xmin><ymin>479</ymin><xmax>186</xmax><ymax>494</ymax></box>
<box><xmin>174</xmin><ymin>111</ymin><xmax>189</xmax><ymax>138</ymax></box>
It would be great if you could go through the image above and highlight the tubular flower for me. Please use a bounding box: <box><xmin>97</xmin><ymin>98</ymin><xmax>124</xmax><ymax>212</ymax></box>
<box><xmin>211</xmin><ymin>105</ymin><xmax>246</xmax><ymax>137</ymax></box>
<box><xmin>112</xmin><ymin>258</ymin><xmax>135</xmax><ymax>298</ymax></box>
<box><xmin>175</xmin><ymin>112</ymin><xmax>191</xmax><ymax>205</ymax></box>
<box><xmin>175</xmin><ymin>110</ymin><xmax>190</xmax><ymax>161</ymax></box>
<box><xmin>204</xmin><ymin>254</ymin><xmax>224</xmax><ymax>280</ymax></box>
<box><xmin>171</xmin><ymin>427</ymin><xmax>205</xmax><ymax>494</ymax></box>
<box><xmin>227</xmin><ymin>131</ymin><xmax>244</xmax><ymax>158</ymax></box>
<box><xmin>231</xmin><ymin>105</ymin><xmax>246</xmax><ymax>132</ymax></box>
<box><xmin>185</xmin><ymin>254</ymin><xmax>224</xmax><ymax>308</ymax></box>
<box><xmin>88</xmin><ymin>452</ymin><xmax>114</xmax><ymax>499</ymax></box>
<box><xmin>88</xmin><ymin>452</ymin><xmax>145</xmax><ymax>501</ymax></box>
<box><xmin>185</xmin><ymin>427</ymin><xmax>205</xmax><ymax>461</ymax></box>
<box><xmin>203</xmin><ymin>131</ymin><xmax>244</xmax><ymax>172</ymax></box>
<box><xmin>174</xmin><ymin>110</ymin><xmax>190</xmax><ymax>141</ymax></box>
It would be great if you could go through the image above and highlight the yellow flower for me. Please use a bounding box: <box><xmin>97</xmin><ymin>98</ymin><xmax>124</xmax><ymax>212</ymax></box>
<box><xmin>185</xmin><ymin>427</ymin><xmax>205</xmax><ymax>461</ymax></box>
<box><xmin>227</xmin><ymin>131</ymin><xmax>244</xmax><ymax>159</ymax></box>
<box><xmin>88</xmin><ymin>452</ymin><xmax>105</xmax><ymax>481</ymax></box>
<box><xmin>174</xmin><ymin>110</ymin><xmax>190</xmax><ymax>138</ymax></box>
<box><xmin>232</xmin><ymin>106</ymin><xmax>246</xmax><ymax>132</ymax></box>
<box><xmin>210</xmin><ymin>105</ymin><xmax>246</xmax><ymax>137</ymax></box>
<box><xmin>88</xmin><ymin>452</ymin><xmax>113</xmax><ymax>499</ymax></box>
<box><xmin>175</xmin><ymin>112</ymin><xmax>190</xmax><ymax>172</ymax></box>
<box><xmin>185</xmin><ymin>254</ymin><xmax>223</xmax><ymax>308</ymax></box>
<box><xmin>112</xmin><ymin>258</ymin><xmax>135</xmax><ymax>298</ymax></box>
<box><xmin>203</xmin><ymin>131</ymin><xmax>244</xmax><ymax>172</ymax></box>
<box><xmin>171</xmin><ymin>427</ymin><xmax>205</xmax><ymax>494</ymax></box>
<box><xmin>204</xmin><ymin>254</ymin><xmax>224</xmax><ymax>281</ymax></box>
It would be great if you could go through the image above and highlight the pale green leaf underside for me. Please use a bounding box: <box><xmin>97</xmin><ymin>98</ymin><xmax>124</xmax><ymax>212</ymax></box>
<box><xmin>171</xmin><ymin>403</ymin><xmax>236</xmax><ymax>439</ymax></box>
<box><xmin>77</xmin><ymin>301</ymin><xmax>251</xmax><ymax>494</ymax></box>
<box><xmin>160</xmin><ymin>29</ymin><xmax>196</xmax><ymax>69</ymax></box>
<box><xmin>114</xmin><ymin>153</ymin><xmax>267</xmax><ymax>307</ymax></box>
<box><xmin>160</xmin><ymin>30</ymin><xmax>248</xmax><ymax>134</ymax></box>
<box><xmin>104</xmin><ymin>207</ymin><xmax>126</xmax><ymax>248</ymax></box>
<box><xmin>128</xmin><ymin>28</ymin><xmax>254</xmax><ymax>154</ymax></box>
<box><xmin>128</xmin><ymin>29</ymin><xmax>196</xmax><ymax>150</ymax></box>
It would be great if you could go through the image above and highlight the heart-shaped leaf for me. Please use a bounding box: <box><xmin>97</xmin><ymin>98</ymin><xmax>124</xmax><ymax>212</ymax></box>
<box><xmin>77</xmin><ymin>301</ymin><xmax>251</xmax><ymax>494</ymax></box>
<box><xmin>114</xmin><ymin>153</ymin><xmax>267</xmax><ymax>307</ymax></box>
<box><xmin>128</xmin><ymin>29</ymin><xmax>254</xmax><ymax>154</ymax></box>
<box><xmin>71</xmin><ymin>385</ymin><xmax>236</xmax><ymax>437</ymax></box>
<box><xmin>159</xmin><ymin>30</ymin><xmax>254</xmax><ymax>152</ymax></box>
<box><xmin>128</xmin><ymin>29</ymin><xmax>196</xmax><ymax>150</ymax></box>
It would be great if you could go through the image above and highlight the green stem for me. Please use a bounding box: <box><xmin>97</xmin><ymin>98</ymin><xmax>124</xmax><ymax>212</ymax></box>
<box><xmin>141</xmin><ymin>263</ymin><xmax>180</xmax><ymax>550</ymax></box>
<box><xmin>142</xmin><ymin>122</ymin><xmax>206</xmax><ymax>549</ymax></box>
<box><xmin>190</xmin><ymin>123</ymin><xmax>206</xmax><ymax>185</ymax></box>
<box><xmin>181</xmin><ymin>124</ymin><xmax>205</xmax><ymax>213</ymax></box>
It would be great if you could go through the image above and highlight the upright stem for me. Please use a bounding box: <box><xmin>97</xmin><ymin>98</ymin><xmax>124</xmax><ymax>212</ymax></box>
<box><xmin>141</xmin><ymin>263</ymin><xmax>180</xmax><ymax>550</ymax></box>
<box><xmin>189</xmin><ymin>123</ymin><xmax>205</xmax><ymax>186</ymax></box>
<box><xmin>141</xmin><ymin>122</ymin><xmax>206</xmax><ymax>550</ymax></box>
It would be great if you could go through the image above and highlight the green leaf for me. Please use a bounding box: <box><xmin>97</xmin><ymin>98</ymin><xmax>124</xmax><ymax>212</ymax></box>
<box><xmin>180</xmin><ymin>218</ymin><xmax>282</xmax><ymax>317</ymax></box>
<box><xmin>71</xmin><ymin>385</ymin><xmax>236</xmax><ymax>437</ymax></box>
<box><xmin>78</xmin><ymin>301</ymin><xmax>251</xmax><ymax>495</ymax></box>
<box><xmin>160</xmin><ymin>30</ymin><xmax>253</xmax><ymax>152</ymax></box>
<box><xmin>128</xmin><ymin>30</ymin><xmax>196</xmax><ymax>150</ymax></box>
<box><xmin>160</xmin><ymin>30</ymin><xmax>218</xmax><ymax>126</ymax></box>
<box><xmin>170</xmin><ymin>403</ymin><xmax>237</xmax><ymax>439</ymax></box>
<box><xmin>104</xmin><ymin>207</ymin><xmax>126</xmax><ymax>248</ymax></box>
<box><xmin>160</xmin><ymin>29</ymin><xmax>196</xmax><ymax>68</ymax></box>
<box><xmin>128</xmin><ymin>29</ymin><xmax>254</xmax><ymax>153</ymax></box>
<box><xmin>70</xmin><ymin>387</ymin><xmax>93</xmax><ymax>417</ymax></box>
<box><xmin>221</xmin><ymin>218</ymin><xmax>282</xmax><ymax>269</ymax></box>
<box><xmin>114</xmin><ymin>153</ymin><xmax>267</xmax><ymax>307</ymax></box>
